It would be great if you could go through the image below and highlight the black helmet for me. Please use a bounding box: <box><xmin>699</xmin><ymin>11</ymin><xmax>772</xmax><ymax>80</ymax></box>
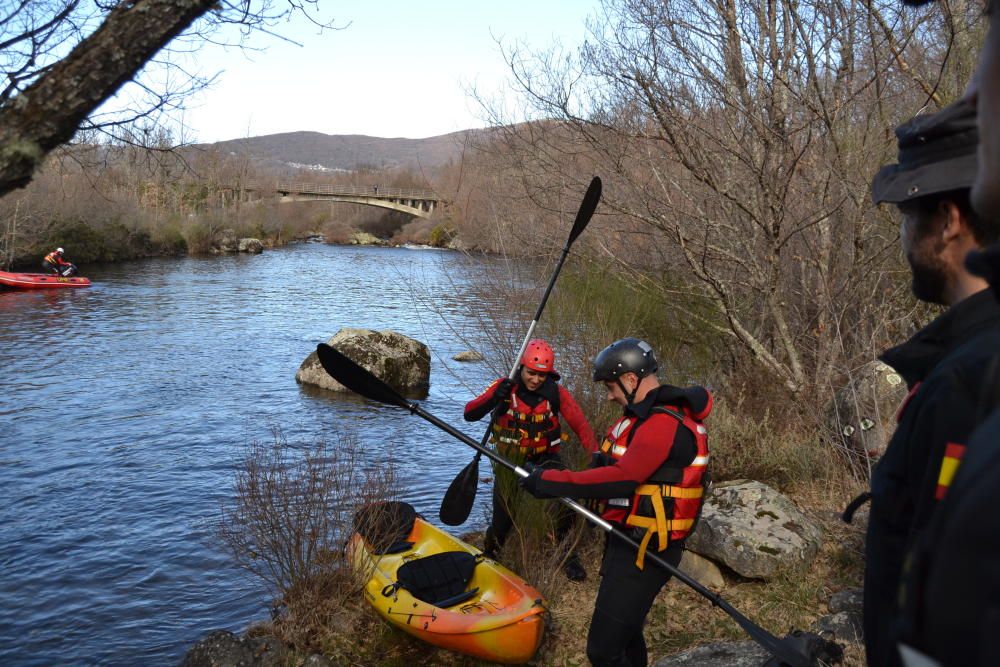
<box><xmin>592</xmin><ymin>338</ymin><xmax>658</xmax><ymax>382</ymax></box>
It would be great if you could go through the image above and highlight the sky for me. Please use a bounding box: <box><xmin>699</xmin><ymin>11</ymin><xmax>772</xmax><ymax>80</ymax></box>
<box><xmin>179</xmin><ymin>1</ymin><xmax>602</xmax><ymax>143</ymax></box>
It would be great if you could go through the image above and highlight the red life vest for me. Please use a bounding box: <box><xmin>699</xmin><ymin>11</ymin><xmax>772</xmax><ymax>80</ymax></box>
<box><xmin>44</xmin><ymin>252</ymin><xmax>64</xmax><ymax>265</ymax></box>
<box><xmin>491</xmin><ymin>390</ymin><xmax>565</xmax><ymax>457</ymax></box>
<box><xmin>599</xmin><ymin>405</ymin><xmax>710</xmax><ymax>569</ymax></box>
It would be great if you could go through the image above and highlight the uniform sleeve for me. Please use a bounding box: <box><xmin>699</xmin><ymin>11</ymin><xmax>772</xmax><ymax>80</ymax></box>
<box><xmin>556</xmin><ymin>385</ymin><xmax>598</xmax><ymax>452</ymax></box>
<box><xmin>906</xmin><ymin>366</ymin><xmax>985</xmax><ymax>534</ymax></box>
<box><xmin>535</xmin><ymin>414</ymin><xmax>679</xmax><ymax>498</ymax></box>
<box><xmin>464</xmin><ymin>378</ymin><xmax>503</xmax><ymax>422</ymax></box>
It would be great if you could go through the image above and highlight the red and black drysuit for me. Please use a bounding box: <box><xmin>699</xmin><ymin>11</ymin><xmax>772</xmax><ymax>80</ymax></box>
<box><xmin>522</xmin><ymin>384</ymin><xmax>712</xmax><ymax>667</ymax></box>
<box><xmin>42</xmin><ymin>251</ymin><xmax>71</xmax><ymax>275</ymax></box>
<box><xmin>464</xmin><ymin>374</ymin><xmax>597</xmax><ymax>554</ymax></box>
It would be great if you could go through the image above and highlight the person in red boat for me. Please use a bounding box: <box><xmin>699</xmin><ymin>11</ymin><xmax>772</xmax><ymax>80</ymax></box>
<box><xmin>464</xmin><ymin>338</ymin><xmax>597</xmax><ymax>581</ymax></box>
<box><xmin>41</xmin><ymin>248</ymin><xmax>73</xmax><ymax>275</ymax></box>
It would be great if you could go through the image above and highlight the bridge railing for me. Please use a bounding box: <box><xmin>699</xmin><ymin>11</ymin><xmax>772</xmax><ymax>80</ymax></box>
<box><xmin>267</xmin><ymin>182</ymin><xmax>442</xmax><ymax>201</ymax></box>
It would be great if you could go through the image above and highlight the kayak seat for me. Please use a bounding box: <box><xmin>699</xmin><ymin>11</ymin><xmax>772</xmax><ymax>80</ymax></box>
<box><xmin>394</xmin><ymin>551</ymin><xmax>480</xmax><ymax>608</ymax></box>
<box><xmin>354</xmin><ymin>501</ymin><xmax>418</xmax><ymax>554</ymax></box>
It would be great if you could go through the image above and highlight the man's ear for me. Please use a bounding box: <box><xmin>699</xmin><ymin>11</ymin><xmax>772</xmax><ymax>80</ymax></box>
<box><xmin>938</xmin><ymin>200</ymin><xmax>966</xmax><ymax>243</ymax></box>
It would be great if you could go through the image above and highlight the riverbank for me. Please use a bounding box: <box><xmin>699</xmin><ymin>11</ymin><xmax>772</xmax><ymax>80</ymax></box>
<box><xmin>186</xmin><ymin>460</ymin><xmax>867</xmax><ymax>666</ymax></box>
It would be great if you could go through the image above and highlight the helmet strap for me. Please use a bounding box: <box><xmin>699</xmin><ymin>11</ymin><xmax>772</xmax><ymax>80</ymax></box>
<box><xmin>617</xmin><ymin>376</ymin><xmax>639</xmax><ymax>405</ymax></box>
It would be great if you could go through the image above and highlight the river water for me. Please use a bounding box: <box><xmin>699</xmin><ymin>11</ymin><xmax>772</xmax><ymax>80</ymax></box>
<box><xmin>0</xmin><ymin>243</ymin><xmax>503</xmax><ymax>665</ymax></box>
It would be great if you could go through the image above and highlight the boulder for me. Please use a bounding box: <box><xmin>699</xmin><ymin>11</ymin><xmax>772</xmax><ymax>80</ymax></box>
<box><xmin>349</xmin><ymin>231</ymin><xmax>385</xmax><ymax>246</ymax></box>
<box><xmin>813</xmin><ymin>611</ymin><xmax>862</xmax><ymax>643</ymax></box>
<box><xmin>215</xmin><ymin>228</ymin><xmax>239</xmax><ymax>253</ymax></box>
<box><xmin>826</xmin><ymin>361</ymin><xmax>908</xmax><ymax>456</ymax></box>
<box><xmin>828</xmin><ymin>587</ymin><xmax>863</xmax><ymax>615</ymax></box>
<box><xmin>180</xmin><ymin>630</ymin><xmax>254</xmax><ymax>667</ymax></box>
<box><xmin>677</xmin><ymin>550</ymin><xmax>725</xmax><ymax>589</ymax></box>
<box><xmin>296</xmin><ymin>328</ymin><xmax>430</xmax><ymax>396</ymax></box>
<box><xmin>452</xmin><ymin>350</ymin><xmax>484</xmax><ymax>362</ymax></box>
<box><xmin>181</xmin><ymin>631</ymin><xmax>292</xmax><ymax>667</ymax></box>
<box><xmin>653</xmin><ymin>641</ymin><xmax>768</xmax><ymax>666</ymax></box>
<box><xmin>246</xmin><ymin>636</ymin><xmax>290</xmax><ymax>666</ymax></box>
<box><xmin>815</xmin><ymin>587</ymin><xmax>864</xmax><ymax>643</ymax></box>
<box><xmin>239</xmin><ymin>238</ymin><xmax>264</xmax><ymax>254</ymax></box>
<box><xmin>685</xmin><ymin>480</ymin><xmax>822</xmax><ymax>579</ymax></box>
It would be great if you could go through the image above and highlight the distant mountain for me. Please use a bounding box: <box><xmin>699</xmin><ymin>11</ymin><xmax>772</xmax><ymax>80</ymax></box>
<box><xmin>200</xmin><ymin>130</ymin><xmax>482</xmax><ymax>172</ymax></box>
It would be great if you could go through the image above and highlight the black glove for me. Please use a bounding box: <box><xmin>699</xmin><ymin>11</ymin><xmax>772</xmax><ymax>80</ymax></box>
<box><xmin>589</xmin><ymin>452</ymin><xmax>614</xmax><ymax>469</ymax></box>
<box><xmin>493</xmin><ymin>378</ymin><xmax>515</xmax><ymax>402</ymax></box>
<box><xmin>519</xmin><ymin>463</ymin><xmax>556</xmax><ymax>499</ymax></box>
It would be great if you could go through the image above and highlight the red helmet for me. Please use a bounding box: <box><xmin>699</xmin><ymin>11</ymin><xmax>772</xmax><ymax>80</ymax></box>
<box><xmin>521</xmin><ymin>339</ymin><xmax>555</xmax><ymax>373</ymax></box>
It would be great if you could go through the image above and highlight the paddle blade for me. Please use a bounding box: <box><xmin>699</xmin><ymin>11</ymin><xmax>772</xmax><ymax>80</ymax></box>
<box><xmin>439</xmin><ymin>454</ymin><xmax>480</xmax><ymax>525</ymax></box>
<box><xmin>315</xmin><ymin>343</ymin><xmax>410</xmax><ymax>409</ymax></box>
<box><xmin>567</xmin><ymin>176</ymin><xmax>602</xmax><ymax>247</ymax></box>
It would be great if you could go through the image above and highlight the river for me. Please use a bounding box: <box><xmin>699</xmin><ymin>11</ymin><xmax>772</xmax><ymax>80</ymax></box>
<box><xmin>0</xmin><ymin>243</ymin><xmax>503</xmax><ymax>665</ymax></box>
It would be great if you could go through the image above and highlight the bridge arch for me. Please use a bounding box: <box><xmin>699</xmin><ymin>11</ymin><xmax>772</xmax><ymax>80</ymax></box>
<box><xmin>246</xmin><ymin>183</ymin><xmax>443</xmax><ymax>219</ymax></box>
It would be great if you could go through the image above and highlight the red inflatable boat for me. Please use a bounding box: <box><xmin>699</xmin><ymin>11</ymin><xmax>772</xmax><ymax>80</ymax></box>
<box><xmin>0</xmin><ymin>270</ymin><xmax>91</xmax><ymax>289</ymax></box>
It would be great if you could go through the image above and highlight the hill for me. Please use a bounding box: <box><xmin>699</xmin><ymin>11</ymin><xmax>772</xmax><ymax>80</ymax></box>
<box><xmin>200</xmin><ymin>130</ymin><xmax>481</xmax><ymax>172</ymax></box>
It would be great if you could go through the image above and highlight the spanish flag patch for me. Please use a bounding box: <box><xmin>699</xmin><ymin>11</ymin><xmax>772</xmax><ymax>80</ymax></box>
<box><xmin>934</xmin><ymin>442</ymin><xmax>967</xmax><ymax>500</ymax></box>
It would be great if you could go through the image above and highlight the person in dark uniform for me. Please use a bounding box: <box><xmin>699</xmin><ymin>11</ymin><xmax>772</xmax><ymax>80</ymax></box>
<box><xmin>888</xmin><ymin>5</ymin><xmax>1000</xmax><ymax>664</ymax></box>
<box><xmin>465</xmin><ymin>338</ymin><xmax>597</xmax><ymax>581</ymax></box>
<box><xmin>519</xmin><ymin>338</ymin><xmax>712</xmax><ymax>667</ymax></box>
<box><xmin>895</xmin><ymin>243</ymin><xmax>1000</xmax><ymax>667</ymax></box>
<box><xmin>858</xmin><ymin>97</ymin><xmax>1000</xmax><ymax>667</ymax></box>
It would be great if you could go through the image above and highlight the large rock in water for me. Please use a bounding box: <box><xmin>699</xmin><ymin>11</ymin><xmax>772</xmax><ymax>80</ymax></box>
<box><xmin>685</xmin><ymin>480</ymin><xmax>822</xmax><ymax>579</ymax></box>
<box><xmin>825</xmin><ymin>360</ymin><xmax>907</xmax><ymax>456</ymax></box>
<box><xmin>296</xmin><ymin>328</ymin><xmax>430</xmax><ymax>396</ymax></box>
<box><xmin>238</xmin><ymin>238</ymin><xmax>264</xmax><ymax>254</ymax></box>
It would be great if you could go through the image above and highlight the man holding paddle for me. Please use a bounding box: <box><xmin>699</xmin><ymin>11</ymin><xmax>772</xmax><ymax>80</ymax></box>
<box><xmin>519</xmin><ymin>337</ymin><xmax>712</xmax><ymax>667</ymax></box>
<box><xmin>465</xmin><ymin>338</ymin><xmax>597</xmax><ymax>581</ymax></box>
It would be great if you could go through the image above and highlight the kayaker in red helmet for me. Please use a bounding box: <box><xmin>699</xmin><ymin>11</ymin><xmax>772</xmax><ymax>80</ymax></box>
<box><xmin>42</xmin><ymin>248</ymin><xmax>73</xmax><ymax>275</ymax></box>
<box><xmin>464</xmin><ymin>338</ymin><xmax>598</xmax><ymax>581</ymax></box>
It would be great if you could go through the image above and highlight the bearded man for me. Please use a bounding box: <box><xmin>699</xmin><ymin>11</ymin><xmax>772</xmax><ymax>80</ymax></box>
<box><xmin>860</xmin><ymin>97</ymin><xmax>1000</xmax><ymax>667</ymax></box>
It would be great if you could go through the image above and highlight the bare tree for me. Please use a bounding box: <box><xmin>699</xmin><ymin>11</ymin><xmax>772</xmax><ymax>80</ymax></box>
<box><xmin>0</xmin><ymin>0</ymin><xmax>338</xmax><ymax>199</ymax></box>
<box><xmin>483</xmin><ymin>0</ymin><xmax>985</xmax><ymax>394</ymax></box>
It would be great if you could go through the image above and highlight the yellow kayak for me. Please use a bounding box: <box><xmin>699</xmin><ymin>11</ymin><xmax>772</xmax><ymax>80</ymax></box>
<box><xmin>349</xmin><ymin>501</ymin><xmax>546</xmax><ymax>664</ymax></box>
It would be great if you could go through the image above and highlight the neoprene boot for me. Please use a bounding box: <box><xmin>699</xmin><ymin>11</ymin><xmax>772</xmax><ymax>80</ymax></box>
<box><xmin>483</xmin><ymin>527</ymin><xmax>501</xmax><ymax>559</ymax></box>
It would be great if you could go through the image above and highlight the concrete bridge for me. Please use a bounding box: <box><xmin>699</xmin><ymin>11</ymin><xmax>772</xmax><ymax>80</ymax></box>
<box><xmin>245</xmin><ymin>182</ymin><xmax>443</xmax><ymax>218</ymax></box>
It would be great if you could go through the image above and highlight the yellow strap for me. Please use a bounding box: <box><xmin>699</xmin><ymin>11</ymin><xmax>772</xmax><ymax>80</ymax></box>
<box><xmin>635</xmin><ymin>483</ymin><xmax>703</xmax><ymax>499</ymax></box>
<box><xmin>625</xmin><ymin>515</ymin><xmax>696</xmax><ymax>569</ymax></box>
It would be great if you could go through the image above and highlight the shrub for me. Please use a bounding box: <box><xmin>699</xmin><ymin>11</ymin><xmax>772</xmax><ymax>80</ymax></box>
<box><xmin>428</xmin><ymin>224</ymin><xmax>456</xmax><ymax>248</ymax></box>
<box><xmin>217</xmin><ymin>428</ymin><xmax>399</xmax><ymax>602</ymax></box>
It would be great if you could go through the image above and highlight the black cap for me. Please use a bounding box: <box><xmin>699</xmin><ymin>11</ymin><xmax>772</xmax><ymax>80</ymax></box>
<box><xmin>871</xmin><ymin>98</ymin><xmax>978</xmax><ymax>204</ymax></box>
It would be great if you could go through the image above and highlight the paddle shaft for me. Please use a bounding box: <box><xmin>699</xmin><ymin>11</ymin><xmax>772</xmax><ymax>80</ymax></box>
<box><xmin>405</xmin><ymin>400</ymin><xmax>808</xmax><ymax>667</ymax></box>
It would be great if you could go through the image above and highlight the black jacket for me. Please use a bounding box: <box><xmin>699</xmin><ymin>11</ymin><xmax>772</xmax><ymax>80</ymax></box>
<box><xmin>864</xmin><ymin>288</ymin><xmax>1000</xmax><ymax>667</ymax></box>
<box><xmin>898</xmin><ymin>404</ymin><xmax>1000</xmax><ymax>666</ymax></box>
